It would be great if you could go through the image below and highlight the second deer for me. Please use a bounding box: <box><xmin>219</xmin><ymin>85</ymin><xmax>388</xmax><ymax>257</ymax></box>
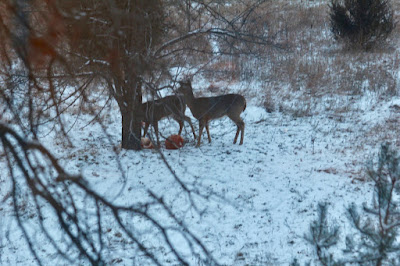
<box><xmin>178</xmin><ymin>80</ymin><xmax>246</xmax><ymax>147</ymax></box>
<box><xmin>141</xmin><ymin>95</ymin><xmax>196</xmax><ymax>146</ymax></box>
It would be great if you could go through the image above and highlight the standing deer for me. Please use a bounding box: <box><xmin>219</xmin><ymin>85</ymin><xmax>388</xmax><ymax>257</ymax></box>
<box><xmin>141</xmin><ymin>95</ymin><xmax>196</xmax><ymax>146</ymax></box>
<box><xmin>178</xmin><ymin>80</ymin><xmax>246</xmax><ymax>147</ymax></box>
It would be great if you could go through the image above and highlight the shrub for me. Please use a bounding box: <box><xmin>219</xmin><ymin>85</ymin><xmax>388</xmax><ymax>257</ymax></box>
<box><xmin>304</xmin><ymin>143</ymin><xmax>400</xmax><ymax>265</ymax></box>
<box><xmin>329</xmin><ymin>0</ymin><xmax>396</xmax><ymax>50</ymax></box>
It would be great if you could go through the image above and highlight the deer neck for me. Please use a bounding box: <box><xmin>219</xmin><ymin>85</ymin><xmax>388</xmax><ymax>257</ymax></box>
<box><xmin>183</xmin><ymin>89</ymin><xmax>196</xmax><ymax>108</ymax></box>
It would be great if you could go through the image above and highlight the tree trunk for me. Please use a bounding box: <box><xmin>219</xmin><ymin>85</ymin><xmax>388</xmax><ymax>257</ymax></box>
<box><xmin>121</xmin><ymin>109</ymin><xmax>142</xmax><ymax>150</ymax></box>
<box><xmin>120</xmin><ymin>79</ymin><xmax>143</xmax><ymax>151</ymax></box>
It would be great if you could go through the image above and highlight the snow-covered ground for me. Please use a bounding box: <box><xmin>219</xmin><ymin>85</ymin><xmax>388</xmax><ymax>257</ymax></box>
<box><xmin>2</xmin><ymin>86</ymin><xmax>400</xmax><ymax>264</ymax></box>
<box><xmin>2</xmin><ymin>0</ymin><xmax>400</xmax><ymax>264</ymax></box>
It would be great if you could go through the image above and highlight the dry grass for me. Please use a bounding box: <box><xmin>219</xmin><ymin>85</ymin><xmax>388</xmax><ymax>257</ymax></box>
<box><xmin>203</xmin><ymin>59</ymin><xmax>241</xmax><ymax>82</ymax></box>
<box><xmin>201</xmin><ymin>0</ymin><xmax>400</xmax><ymax>116</ymax></box>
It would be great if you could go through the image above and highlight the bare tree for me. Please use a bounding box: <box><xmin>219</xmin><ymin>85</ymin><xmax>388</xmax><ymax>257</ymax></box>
<box><xmin>53</xmin><ymin>0</ymin><xmax>273</xmax><ymax>150</ymax></box>
<box><xmin>0</xmin><ymin>1</ymin><xmax>223</xmax><ymax>264</ymax></box>
<box><xmin>1</xmin><ymin>120</ymin><xmax>222</xmax><ymax>265</ymax></box>
<box><xmin>0</xmin><ymin>0</ymin><xmax>276</xmax><ymax>264</ymax></box>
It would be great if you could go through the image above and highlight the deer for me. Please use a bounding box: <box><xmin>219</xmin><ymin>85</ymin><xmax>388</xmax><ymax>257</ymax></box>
<box><xmin>177</xmin><ymin>80</ymin><xmax>246</xmax><ymax>147</ymax></box>
<box><xmin>141</xmin><ymin>95</ymin><xmax>196</xmax><ymax>147</ymax></box>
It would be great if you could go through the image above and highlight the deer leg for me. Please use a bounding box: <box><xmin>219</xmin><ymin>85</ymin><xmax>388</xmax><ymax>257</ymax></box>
<box><xmin>177</xmin><ymin>120</ymin><xmax>184</xmax><ymax>135</ymax></box>
<box><xmin>143</xmin><ymin>122</ymin><xmax>150</xmax><ymax>137</ymax></box>
<box><xmin>175</xmin><ymin>115</ymin><xmax>196</xmax><ymax>140</ymax></box>
<box><xmin>239</xmin><ymin>121</ymin><xmax>245</xmax><ymax>145</ymax></box>
<box><xmin>184</xmin><ymin>116</ymin><xmax>197</xmax><ymax>140</ymax></box>
<box><xmin>234</xmin><ymin>125</ymin><xmax>240</xmax><ymax>144</ymax></box>
<box><xmin>232</xmin><ymin>118</ymin><xmax>245</xmax><ymax>145</ymax></box>
<box><xmin>205</xmin><ymin>122</ymin><xmax>211</xmax><ymax>143</ymax></box>
<box><xmin>154</xmin><ymin>122</ymin><xmax>161</xmax><ymax>148</ymax></box>
<box><xmin>197</xmin><ymin>121</ymin><xmax>205</xmax><ymax>147</ymax></box>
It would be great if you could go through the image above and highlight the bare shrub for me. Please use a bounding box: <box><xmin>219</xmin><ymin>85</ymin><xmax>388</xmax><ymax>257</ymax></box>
<box><xmin>263</xmin><ymin>89</ymin><xmax>275</xmax><ymax>113</ymax></box>
<box><xmin>251</xmin><ymin>1</ymin><xmax>400</xmax><ymax>115</ymax></box>
<box><xmin>203</xmin><ymin>59</ymin><xmax>240</xmax><ymax>82</ymax></box>
<box><xmin>329</xmin><ymin>0</ymin><xmax>396</xmax><ymax>50</ymax></box>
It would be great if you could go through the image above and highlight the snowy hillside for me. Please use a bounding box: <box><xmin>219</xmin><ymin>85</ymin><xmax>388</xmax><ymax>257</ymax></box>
<box><xmin>3</xmin><ymin>88</ymin><xmax>400</xmax><ymax>264</ymax></box>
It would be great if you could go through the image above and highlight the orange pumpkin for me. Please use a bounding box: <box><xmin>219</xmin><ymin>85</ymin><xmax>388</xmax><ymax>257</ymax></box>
<box><xmin>165</xmin><ymin>135</ymin><xmax>184</xmax><ymax>150</ymax></box>
<box><xmin>141</xmin><ymin>137</ymin><xmax>154</xmax><ymax>149</ymax></box>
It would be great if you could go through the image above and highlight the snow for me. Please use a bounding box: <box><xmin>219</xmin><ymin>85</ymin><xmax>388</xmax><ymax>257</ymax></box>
<box><xmin>3</xmin><ymin>1</ymin><xmax>400</xmax><ymax>261</ymax></box>
<box><xmin>3</xmin><ymin>86</ymin><xmax>397</xmax><ymax>264</ymax></box>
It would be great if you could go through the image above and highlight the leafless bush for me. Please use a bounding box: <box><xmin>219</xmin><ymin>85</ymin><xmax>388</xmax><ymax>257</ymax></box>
<box><xmin>249</xmin><ymin>1</ymin><xmax>400</xmax><ymax>115</ymax></box>
<box><xmin>329</xmin><ymin>0</ymin><xmax>396</xmax><ymax>50</ymax></box>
